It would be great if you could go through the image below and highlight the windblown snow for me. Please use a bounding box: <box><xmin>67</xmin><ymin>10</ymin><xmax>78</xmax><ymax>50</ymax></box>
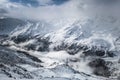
<box><xmin>1</xmin><ymin>0</ymin><xmax>120</xmax><ymax>80</ymax></box>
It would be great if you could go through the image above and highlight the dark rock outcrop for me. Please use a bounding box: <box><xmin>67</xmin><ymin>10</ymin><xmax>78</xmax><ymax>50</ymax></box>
<box><xmin>24</xmin><ymin>37</ymin><xmax>51</xmax><ymax>52</ymax></box>
<box><xmin>53</xmin><ymin>42</ymin><xmax>115</xmax><ymax>57</ymax></box>
<box><xmin>53</xmin><ymin>42</ymin><xmax>87</xmax><ymax>55</ymax></box>
<box><xmin>88</xmin><ymin>58</ymin><xmax>111</xmax><ymax>77</ymax></box>
<box><xmin>11</xmin><ymin>35</ymin><xmax>31</xmax><ymax>44</ymax></box>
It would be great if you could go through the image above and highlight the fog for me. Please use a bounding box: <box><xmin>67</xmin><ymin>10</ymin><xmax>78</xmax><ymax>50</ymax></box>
<box><xmin>1</xmin><ymin>0</ymin><xmax>120</xmax><ymax>38</ymax></box>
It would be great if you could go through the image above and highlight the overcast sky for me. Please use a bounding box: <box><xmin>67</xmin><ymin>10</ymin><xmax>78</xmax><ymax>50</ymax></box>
<box><xmin>0</xmin><ymin>0</ymin><xmax>120</xmax><ymax>21</ymax></box>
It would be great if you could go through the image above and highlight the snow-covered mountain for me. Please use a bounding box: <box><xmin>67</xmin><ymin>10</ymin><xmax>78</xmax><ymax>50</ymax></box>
<box><xmin>1</xmin><ymin>0</ymin><xmax>120</xmax><ymax>80</ymax></box>
<box><xmin>0</xmin><ymin>16</ymin><xmax>120</xmax><ymax>80</ymax></box>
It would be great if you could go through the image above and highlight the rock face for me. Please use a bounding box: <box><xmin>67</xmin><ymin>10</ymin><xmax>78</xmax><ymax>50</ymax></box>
<box><xmin>0</xmin><ymin>46</ymin><xmax>42</xmax><ymax>65</ymax></box>
<box><xmin>0</xmin><ymin>45</ymin><xmax>43</xmax><ymax>79</ymax></box>
<box><xmin>88</xmin><ymin>58</ymin><xmax>111</xmax><ymax>77</ymax></box>
<box><xmin>83</xmin><ymin>49</ymin><xmax>115</xmax><ymax>57</ymax></box>
<box><xmin>11</xmin><ymin>35</ymin><xmax>31</xmax><ymax>44</ymax></box>
<box><xmin>0</xmin><ymin>63</ymin><xmax>34</xmax><ymax>79</ymax></box>
<box><xmin>26</xmin><ymin>37</ymin><xmax>51</xmax><ymax>52</ymax></box>
<box><xmin>53</xmin><ymin>43</ymin><xmax>84</xmax><ymax>55</ymax></box>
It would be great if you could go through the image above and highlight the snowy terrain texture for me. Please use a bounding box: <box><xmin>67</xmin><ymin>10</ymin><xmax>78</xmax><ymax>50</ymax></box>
<box><xmin>1</xmin><ymin>0</ymin><xmax>120</xmax><ymax>80</ymax></box>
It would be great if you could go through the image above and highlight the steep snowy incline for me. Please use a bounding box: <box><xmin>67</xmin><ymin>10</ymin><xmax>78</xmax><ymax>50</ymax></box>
<box><xmin>44</xmin><ymin>18</ymin><xmax>116</xmax><ymax>51</ymax></box>
<box><xmin>1</xmin><ymin>0</ymin><xmax>120</xmax><ymax>80</ymax></box>
<box><xmin>1</xmin><ymin>16</ymin><xmax>119</xmax><ymax>80</ymax></box>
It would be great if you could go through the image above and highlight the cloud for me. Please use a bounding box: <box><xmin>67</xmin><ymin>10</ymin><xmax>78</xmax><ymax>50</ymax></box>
<box><xmin>2</xmin><ymin>0</ymin><xmax>84</xmax><ymax>21</ymax></box>
<box><xmin>0</xmin><ymin>0</ymin><xmax>89</xmax><ymax>21</ymax></box>
<box><xmin>0</xmin><ymin>0</ymin><xmax>8</xmax><ymax>3</ymax></box>
<box><xmin>0</xmin><ymin>0</ymin><xmax>9</xmax><ymax>8</ymax></box>
<box><xmin>2</xmin><ymin>0</ymin><xmax>120</xmax><ymax>22</ymax></box>
<box><xmin>37</xmin><ymin>0</ymin><xmax>53</xmax><ymax>5</ymax></box>
<box><xmin>1</xmin><ymin>0</ymin><xmax>120</xmax><ymax>37</ymax></box>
